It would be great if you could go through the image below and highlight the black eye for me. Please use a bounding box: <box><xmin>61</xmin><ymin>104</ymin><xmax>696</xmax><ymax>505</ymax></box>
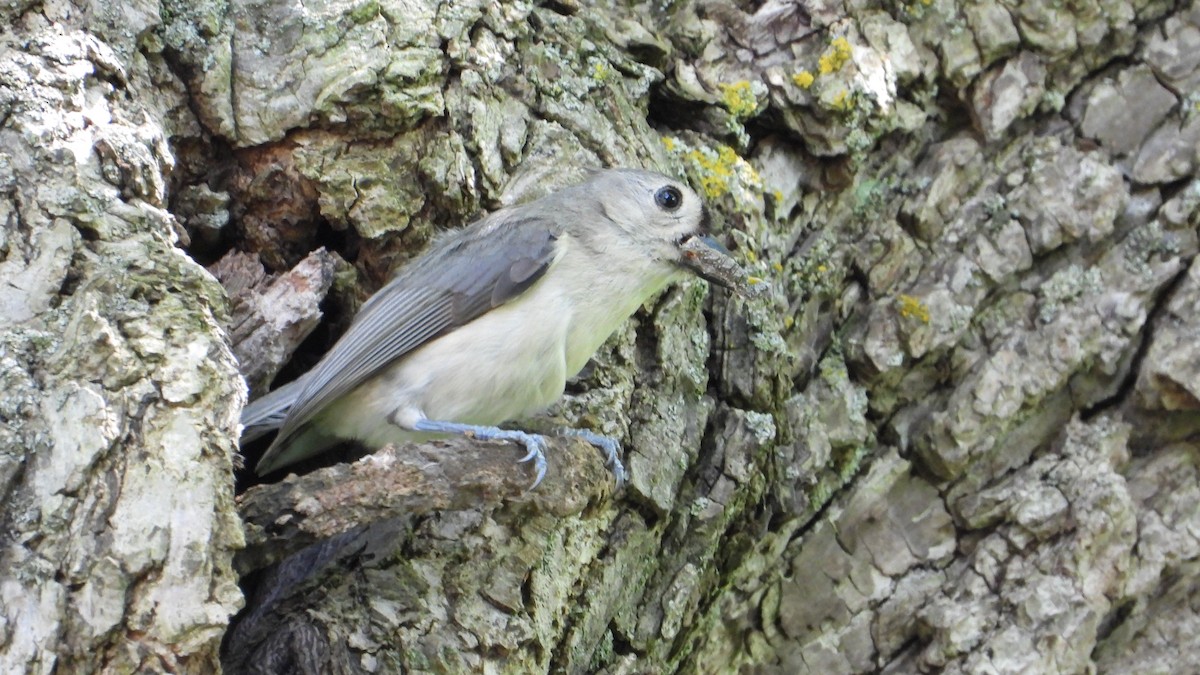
<box><xmin>654</xmin><ymin>186</ymin><xmax>683</xmax><ymax>211</ymax></box>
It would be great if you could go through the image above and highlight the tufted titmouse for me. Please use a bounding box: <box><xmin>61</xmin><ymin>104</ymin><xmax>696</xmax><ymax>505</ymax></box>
<box><xmin>243</xmin><ymin>168</ymin><xmax>760</xmax><ymax>487</ymax></box>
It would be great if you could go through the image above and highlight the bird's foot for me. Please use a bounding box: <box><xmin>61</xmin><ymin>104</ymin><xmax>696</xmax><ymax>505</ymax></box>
<box><xmin>558</xmin><ymin>428</ymin><xmax>626</xmax><ymax>489</ymax></box>
<box><xmin>411</xmin><ymin>418</ymin><xmax>548</xmax><ymax>489</ymax></box>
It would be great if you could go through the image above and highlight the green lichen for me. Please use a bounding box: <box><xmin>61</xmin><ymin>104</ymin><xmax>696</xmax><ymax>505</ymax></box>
<box><xmin>845</xmin><ymin>128</ymin><xmax>874</xmax><ymax>154</ymax></box>
<box><xmin>852</xmin><ymin>177</ymin><xmax>893</xmax><ymax>218</ymax></box>
<box><xmin>808</xmin><ymin>480</ymin><xmax>834</xmax><ymax>512</ymax></box>
<box><xmin>791</xmin><ymin>230</ymin><xmax>839</xmax><ymax>296</ymax></box>
<box><xmin>1038</xmin><ymin>265</ymin><xmax>1102</xmax><ymax>323</ymax></box>
<box><xmin>348</xmin><ymin>0</ymin><xmax>380</xmax><ymax>24</ymax></box>
<box><xmin>900</xmin><ymin>0</ymin><xmax>935</xmax><ymax>19</ymax></box>
<box><xmin>983</xmin><ymin>193</ymin><xmax>1008</xmax><ymax>217</ymax></box>
<box><xmin>836</xmin><ymin>443</ymin><xmax>870</xmax><ymax>484</ymax></box>
<box><xmin>819</xmin><ymin>349</ymin><xmax>849</xmax><ymax>385</ymax></box>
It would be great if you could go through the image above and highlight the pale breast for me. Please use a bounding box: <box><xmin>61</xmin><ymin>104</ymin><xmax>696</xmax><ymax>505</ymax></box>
<box><xmin>375</xmin><ymin>276</ymin><xmax>573</xmax><ymax>427</ymax></box>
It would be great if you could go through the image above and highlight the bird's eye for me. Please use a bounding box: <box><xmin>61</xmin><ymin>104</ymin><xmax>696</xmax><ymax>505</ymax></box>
<box><xmin>654</xmin><ymin>186</ymin><xmax>683</xmax><ymax>211</ymax></box>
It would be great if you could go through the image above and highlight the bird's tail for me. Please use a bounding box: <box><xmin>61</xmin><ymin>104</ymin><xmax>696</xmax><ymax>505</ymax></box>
<box><xmin>243</xmin><ymin>373</ymin><xmax>345</xmax><ymax>475</ymax></box>
<box><xmin>240</xmin><ymin>374</ymin><xmax>308</xmax><ymax>442</ymax></box>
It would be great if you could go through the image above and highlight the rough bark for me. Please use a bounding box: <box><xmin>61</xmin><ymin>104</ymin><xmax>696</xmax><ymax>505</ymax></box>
<box><xmin>0</xmin><ymin>18</ymin><xmax>244</xmax><ymax>674</ymax></box>
<box><xmin>2</xmin><ymin>0</ymin><xmax>1198</xmax><ymax>674</ymax></box>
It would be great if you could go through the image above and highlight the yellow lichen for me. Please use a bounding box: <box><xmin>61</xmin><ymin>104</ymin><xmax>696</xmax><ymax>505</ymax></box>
<box><xmin>817</xmin><ymin>264</ymin><xmax>828</xmax><ymax>274</ymax></box>
<box><xmin>686</xmin><ymin>145</ymin><xmax>741</xmax><ymax>198</ymax></box>
<box><xmin>830</xmin><ymin>89</ymin><xmax>853</xmax><ymax>112</ymax></box>
<box><xmin>818</xmin><ymin>37</ymin><xmax>853</xmax><ymax>75</ymax></box>
<box><xmin>682</xmin><ymin>142</ymin><xmax>763</xmax><ymax>199</ymax></box>
<box><xmin>661</xmin><ymin>136</ymin><xmax>677</xmax><ymax>152</ymax></box>
<box><xmin>792</xmin><ymin>70</ymin><xmax>815</xmax><ymax>89</ymax></box>
<box><xmin>720</xmin><ymin>81</ymin><xmax>759</xmax><ymax>119</ymax></box>
<box><xmin>897</xmin><ymin>294</ymin><xmax>930</xmax><ymax>323</ymax></box>
<box><xmin>772</xmin><ymin>262</ymin><xmax>784</xmax><ymax>273</ymax></box>
<box><xmin>592</xmin><ymin>61</ymin><xmax>611</xmax><ymax>82</ymax></box>
<box><xmin>784</xmin><ymin>316</ymin><xmax>795</xmax><ymax>329</ymax></box>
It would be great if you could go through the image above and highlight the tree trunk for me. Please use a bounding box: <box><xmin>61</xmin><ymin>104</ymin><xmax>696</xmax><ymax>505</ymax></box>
<box><xmin>2</xmin><ymin>0</ymin><xmax>1198</xmax><ymax>674</ymax></box>
<box><xmin>0</xmin><ymin>19</ymin><xmax>244</xmax><ymax>674</ymax></box>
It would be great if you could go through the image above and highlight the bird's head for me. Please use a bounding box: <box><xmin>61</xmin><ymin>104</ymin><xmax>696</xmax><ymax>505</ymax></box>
<box><xmin>580</xmin><ymin>168</ymin><xmax>757</xmax><ymax>294</ymax></box>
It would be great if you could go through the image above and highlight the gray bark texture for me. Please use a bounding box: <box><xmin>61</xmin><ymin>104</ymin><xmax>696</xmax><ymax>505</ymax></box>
<box><xmin>1</xmin><ymin>0</ymin><xmax>1197</xmax><ymax>673</ymax></box>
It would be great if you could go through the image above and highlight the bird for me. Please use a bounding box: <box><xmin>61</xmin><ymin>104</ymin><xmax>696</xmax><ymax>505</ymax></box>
<box><xmin>242</xmin><ymin>168</ymin><xmax>757</xmax><ymax>488</ymax></box>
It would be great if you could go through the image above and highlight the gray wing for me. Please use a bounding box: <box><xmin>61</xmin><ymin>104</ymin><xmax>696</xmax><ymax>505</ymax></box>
<box><xmin>258</xmin><ymin>212</ymin><xmax>560</xmax><ymax>471</ymax></box>
<box><xmin>240</xmin><ymin>373</ymin><xmax>309</xmax><ymax>442</ymax></box>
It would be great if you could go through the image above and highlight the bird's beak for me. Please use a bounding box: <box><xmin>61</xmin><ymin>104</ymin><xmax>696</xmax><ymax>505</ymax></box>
<box><xmin>678</xmin><ymin>234</ymin><xmax>736</xmax><ymax>288</ymax></box>
<box><xmin>676</xmin><ymin>232</ymin><xmax>768</xmax><ymax>298</ymax></box>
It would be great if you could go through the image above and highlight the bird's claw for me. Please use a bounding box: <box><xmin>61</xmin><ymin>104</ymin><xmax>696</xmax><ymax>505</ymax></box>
<box><xmin>558</xmin><ymin>428</ymin><xmax>626</xmax><ymax>489</ymax></box>
<box><xmin>514</xmin><ymin>432</ymin><xmax>548</xmax><ymax>489</ymax></box>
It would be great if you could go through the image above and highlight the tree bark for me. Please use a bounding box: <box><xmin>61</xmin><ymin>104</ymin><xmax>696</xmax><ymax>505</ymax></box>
<box><xmin>2</xmin><ymin>0</ymin><xmax>1198</xmax><ymax>674</ymax></box>
<box><xmin>0</xmin><ymin>19</ymin><xmax>244</xmax><ymax>674</ymax></box>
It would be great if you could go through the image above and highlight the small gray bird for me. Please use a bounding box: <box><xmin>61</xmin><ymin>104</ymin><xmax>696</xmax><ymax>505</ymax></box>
<box><xmin>243</xmin><ymin>168</ymin><xmax>756</xmax><ymax>487</ymax></box>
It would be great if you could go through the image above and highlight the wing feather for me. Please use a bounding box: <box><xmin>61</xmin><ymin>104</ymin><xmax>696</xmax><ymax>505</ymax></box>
<box><xmin>256</xmin><ymin>212</ymin><xmax>561</xmax><ymax>471</ymax></box>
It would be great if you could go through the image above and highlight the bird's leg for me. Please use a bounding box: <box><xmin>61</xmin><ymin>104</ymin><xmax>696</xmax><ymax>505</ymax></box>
<box><xmin>409</xmin><ymin>418</ymin><xmax>548</xmax><ymax>488</ymax></box>
<box><xmin>556</xmin><ymin>428</ymin><xmax>626</xmax><ymax>488</ymax></box>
